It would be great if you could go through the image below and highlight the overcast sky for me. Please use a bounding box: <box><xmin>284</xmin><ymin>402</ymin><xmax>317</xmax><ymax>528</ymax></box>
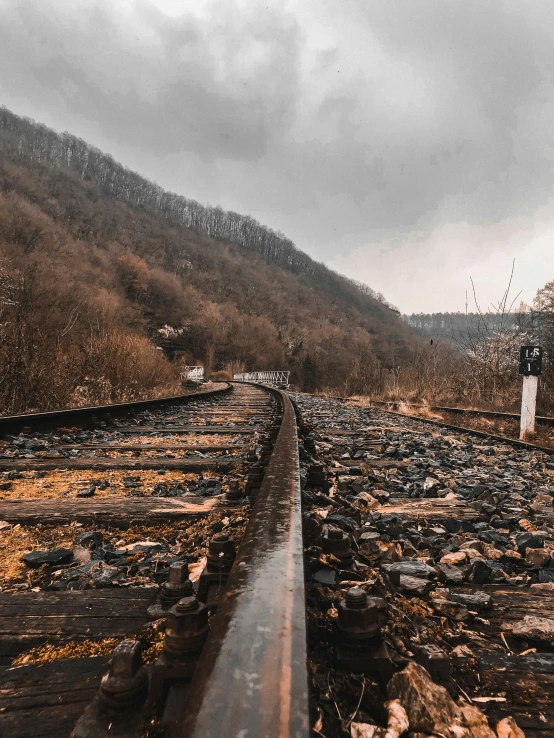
<box><xmin>1</xmin><ymin>0</ymin><xmax>553</xmax><ymax>313</ymax></box>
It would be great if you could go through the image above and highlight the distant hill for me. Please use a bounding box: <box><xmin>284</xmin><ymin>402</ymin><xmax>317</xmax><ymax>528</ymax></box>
<box><xmin>0</xmin><ymin>106</ymin><xmax>416</xmax><ymax>411</ymax></box>
<box><xmin>403</xmin><ymin>312</ymin><xmax>521</xmax><ymax>347</ymax></box>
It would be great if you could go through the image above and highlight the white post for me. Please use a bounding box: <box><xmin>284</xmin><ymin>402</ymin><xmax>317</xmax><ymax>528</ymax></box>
<box><xmin>520</xmin><ymin>374</ymin><xmax>538</xmax><ymax>440</ymax></box>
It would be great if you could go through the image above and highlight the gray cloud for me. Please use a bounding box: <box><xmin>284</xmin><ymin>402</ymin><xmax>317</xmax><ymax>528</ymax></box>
<box><xmin>1</xmin><ymin>0</ymin><xmax>554</xmax><ymax>309</ymax></box>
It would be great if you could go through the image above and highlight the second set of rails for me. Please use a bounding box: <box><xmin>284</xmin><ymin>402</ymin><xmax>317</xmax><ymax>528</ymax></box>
<box><xmin>1</xmin><ymin>383</ymin><xmax>553</xmax><ymax>736</ymax></box>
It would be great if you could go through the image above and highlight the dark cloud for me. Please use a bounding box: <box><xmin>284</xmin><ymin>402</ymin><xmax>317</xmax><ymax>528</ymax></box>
<box><xmin>1</xmin><ymin>0</ymin><xmax>553</xmax><ymax>309</ymax></box>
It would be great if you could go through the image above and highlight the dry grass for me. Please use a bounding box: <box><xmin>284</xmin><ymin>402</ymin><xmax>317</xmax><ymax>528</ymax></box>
<box><xmin>102</xmin><ymin>433</ymin><xmax>244</xmax><ymax>448</ymax></box>
<box><xmin>11</xmin><ymin>625</ymin><xmax>165</xmax><ymax>666</ymax></box>
<box><xmin>0</xmin><ymin>523</ymin><xmax>76</xmax><ymax>588</ymax></box>
<box><xmin>106</xmin><ymin>433</ymin><xmax>245</xmax><ymax>446</ymax></box>
<box><xmin>0</xmin><ymin>509</ymin><xmax>248</xmax><ymax>592</ymax></box>
<box><xmin>0</xmin><ymin>469</ymin><xmax>210</xmax><ymax>500</ymax></box>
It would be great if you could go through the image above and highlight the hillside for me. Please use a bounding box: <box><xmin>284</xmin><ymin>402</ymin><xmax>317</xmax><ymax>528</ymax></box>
<box><xmin>0</xmin><ymin>106</ymin><xmax>416</xmax><ymax>412</ymax></box>
<box><xmin>403</xmin><ymin>312</ymin><xmax>521</xmax><ymax>346</ymax></box>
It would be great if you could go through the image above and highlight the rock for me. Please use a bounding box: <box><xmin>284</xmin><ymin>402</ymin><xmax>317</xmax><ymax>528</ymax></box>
<box><xmin>91</xmin><ymin>564</ymin><xmax>121</xmax><ymax>585</ymax></box>
<box><xmin>459</xmin><ymin>704</ymin><xmax>496</xmax><ymax>738</ymax></box>
<box><xmin>398</xmin><ymin>575</ymin><xmax>432</xmax><ymax>596</ymax></box>
<box><xmin>383</xmin><ymin>560</ymin><xmax>437</xmax><ymax>584</ymax></box>
<box><xmin>387</xmin><ymin>663</ymin><xmax>464</xmax><ymax>737</ymax></box>
<box><xmin>22</xmin><ymin>548</ymin><xmax>73</xmax><ymax>568</ymax></box>
<box><xmin>384</xmin><ymin>699</ymin><xmax>409</xmax><ymax>738</ymax></box>
<box><xmin>538</xmin><ymin>568</ymin><xmax>554</xmax><ymax>583</ymax></box>
<box><xmin>432</xmin><ymin>599</ymin><xmax>469</xmax><ymax>621</ymax></box>
<box><xmin>525</xmin><ymin>547</ymin><xmax>551</xmax><ymax>567</ymax></box>
<box><xmin>460</xmin><ymin>540</ymin><xmax>485</xmax><ymax>553</ymax></box>
<box><xmin>496</xmin><ymin>717</ymin><xmax>525</xmax><ymax>738</ymax></box>
<box><xmin>444</xmin><ymin>517</ymin><xmax>462</xmax><ymax>533</ymax></box>
<box><xmin>312</xmin><ymin>566</ymin><xmax>337</xmax><ymax>586</ymax></box>
<box><xmin>469</xmin><ymin>559</ymin><xmax>493</xmax><ymax>584</ymax></box>
<box><xmin>516</xmin><ymin>532</ymin><xmax>544</xmax><ymax>551</ymax></box>
<box><xmin>326</xmin><ymin>514</ymin><xmax>357</xmax><ymax>531</ymax></box>
<box><xmin>356</xmin><ymin>491</ymin><xmax>380</xmax><ymax>508</ymax></box>
<box><xmin>446</xmin><ymin>591</ymin><xmax>493</xmax><ymax>610</ymax></box>
<box><xmin>350</xmin><ymin>724</ymin><xmax>381</xmax><ymax>738</ymax></box>
<box><xmin>509</xmin><ymin>615</ymin><xmax>554</xmax><ymax>645</ymax></box>
<box><xmin>77</xmin><ymin>486</ymin><xmax>96</xmax><ymax>498</ymax></box>
<box><xmin>74</xmin><ymin>531</ymin><xmax>103</xmax><ymax>550</ymax></box>
<box><xmin>500</xmin><ymin>550</ymin><xmax>522</xmax><ymax>563</ymax></box>
<box><xmin>436</xmin><ymin>562</ymin><xmax>466</xmax><ymax>584</ymax></box>
<box><xmin>440</xmin><ymin>551</ymin><xmax>468</xmax><ymax>566</ymax></box>
<box><xmin>73</xmin><ymin>545</ymin><xmax>92</xmax><ymax>564</ymax></box>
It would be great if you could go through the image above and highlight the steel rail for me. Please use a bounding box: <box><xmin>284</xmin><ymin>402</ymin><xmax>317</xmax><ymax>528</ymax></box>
<box><xmin>171</xmin><ymin>386</ymin><xmax>309</xmax><ymax>738</ymax></box>
<box><xmin>367</xmin><ymin>406</ymin><xmax>554</xmax><ymax>455</ymax></box>
<box><xmin>0</xmin><ymin>384</ymin><xmax>232</xmax><ymax>434</ymax></box>
<box><xmin>369</xmin><ymin>399</ymin><xmax>554</xmax><ymax>427</ymax></box>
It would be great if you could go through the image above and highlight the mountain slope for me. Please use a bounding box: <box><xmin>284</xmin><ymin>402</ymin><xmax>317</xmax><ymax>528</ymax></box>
<box><xmin>0</xmin><ymin>106</ymin><xmax>417</xmax><ymax>412</ymax></box>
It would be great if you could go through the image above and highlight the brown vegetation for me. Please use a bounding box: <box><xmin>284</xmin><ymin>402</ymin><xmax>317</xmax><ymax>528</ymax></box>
<box><xmin>0</xmin><ymin>107</ymin><xmax>417</xmax><ymax>412</ymax></box>
<box><xmin>370</xmin><ymin>278</ymin><xmax>554</xmax><ymax>415</ymax></box>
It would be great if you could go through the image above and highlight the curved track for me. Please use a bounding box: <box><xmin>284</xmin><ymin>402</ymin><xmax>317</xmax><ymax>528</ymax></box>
<box><xmin>1</xmin><ymin>386</ymin><xmax>548</xmax><ymax>738</ymax></box>
<box><xmin>0</xmin><ymin>382</ymin><xmax>308</xmax><ymax>738</ymax></box>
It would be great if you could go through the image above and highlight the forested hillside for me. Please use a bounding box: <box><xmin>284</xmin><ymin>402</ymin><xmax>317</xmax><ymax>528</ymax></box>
<box><xmin>0</xmin><ymin>107</ymin><xmax>415</xmax><ymax>412</ymax></box>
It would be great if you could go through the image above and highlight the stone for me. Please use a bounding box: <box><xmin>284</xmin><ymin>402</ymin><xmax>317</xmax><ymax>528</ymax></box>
<box><xmin>496</xmin><ymin>717</ymin><xmax>525</xmax><ymax>738</ymax></box>
<box><xmin>525</xmin><ymin>547</ymin><xmax>551</xmax><ymax>567</ymax></box>
<box><xmin>326</xmin><ymin>514</ymin><xmax>357</xmax><ymax>531</ymax></box>
<box><xmin>440</xmin><ymin>551</ymin><xmax>467</xmax><ymax>566</ymax></box>
<box><xmin>356</xmin><ymin>491</ymin><xmax>380</xmax><ymax>508</ymax></box>
<box><xmin>538</xmin><ymin>568</ymin><xmax>554</xmax><ymax>583</ymax></box>
<box><xmin>516</xmin><ymin>531</ymin><xmax>544</xmax><ymax>551</ymax></box>
<box><xmin>446</xmin><ymin>591</ymin><xmax>493</xmax><ymax>610</ymax></box>
<box><xmin>436</xmin><ymin>563</ymin><xmax>465</xmax><ymax>584</ymax></box>
<box><xmin>443</xmin><ymin>517</ymin><xmax>462</xmax><ymax>533</ymax></box>
<box><xmin>398</xmin><ymin>575</ymin><xmax>432</xmax><ymax>596</ymax></box>
<box><xmin>387</xmin><ymin>663</ymin><xmax>464</xmax><ymax>737</ymax></box>
<box><xmin>73</xmin><ymin>545</ymin><xmax>92</xmax><ymax>564</ymax></box>
<box><xmin>77</xmin><ymin>486</ymin><xmax>96</xmax><ymax>498</ymax></box>
<box><xmin>509</xmin><ymin>615</ymin><xmax>554</xmax><ymax>645</ymax></box>
<box><xmin>459</xmin><ymin>704</ymin><xmax>496</xmax><ymax>738</ymax></box>
<box><xmin>460</xmin><ymin>540</ymin><xmax>484</xmax><ymax>553</ymax></box>
<box><xmin>382</xmin><ymin>560</ymin><xmax>436</xmax><ymax>584</ymax></box>
<box><xmin>432</xmin><ymin>599</ymin><xmax>469</xmax><ymax>621</ymax></box>
<box><xmin>22</xmin><ymin>548</ymin><xmax>73</xmax><ymax>568</ymax></box>
<box><xmin>74</xmin><ymin>530</ymin><xmax>103</xmax><ymax>550</ymax></box>
<box><xmin>312</xmin><ymin>567</ymin><xmax>337</xmax><ymax>586</ymax></box>
<box><xmin>469</xmin><ymin>559</ymin><xmax>493</xmax><ymax>584</ymax></box>
<box><xmin>91</xmin><ymin>564</ymin><xmax>121</xmax><ymax>585</ymax></box>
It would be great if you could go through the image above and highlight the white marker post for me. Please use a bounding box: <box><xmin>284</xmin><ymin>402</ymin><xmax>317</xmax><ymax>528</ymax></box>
<box><xmin>519</xmin><ymin>346</ymin><xmax>542</xmax><ymax>440</ymax></box>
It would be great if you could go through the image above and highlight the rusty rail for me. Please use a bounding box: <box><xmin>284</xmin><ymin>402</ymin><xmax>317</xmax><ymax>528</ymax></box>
<box><xmin>171</xmin><ymin>387</ymin><xmax>309</xmax><ymax>738</ymax></box>
<box><xmin>0</xmin><ymin>384</ymin><xmax>232</xmax><ymax>434</ymax></box>
<box><xmin>369</xmin><ymin>406</ymin><xmax>554</xmax><ymax>454</ymax></box>
<box><xmin>369</xmin><ymin>398</ymin><xmax>554</xmax><ymax>427</ymax></box>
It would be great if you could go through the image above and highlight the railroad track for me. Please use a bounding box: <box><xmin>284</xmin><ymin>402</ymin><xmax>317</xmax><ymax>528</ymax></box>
<box><xmin>370</xmin><ymin>399</ymin><xmax>554</xmax><ymax>428</ymax></box>
<box><xmin>0</xmin><ymin>382</ymin><xmax>308</xmax><ymax>738</ymax></box>
<box><xmin>1</xmin><ymin>386</ymin><xmax>549</xmax><ymax>737</ymax></box>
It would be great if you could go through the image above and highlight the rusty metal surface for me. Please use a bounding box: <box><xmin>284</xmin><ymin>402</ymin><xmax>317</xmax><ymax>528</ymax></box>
<box><xmin>372</xmin><ymin>406</ymin><xmax>554</xmax><ymax>454</ymax></box>
<box><xmin>370</xmin><ymin>398</ymin><xmax>554</xmax><ymax>427</ymax></box>
<box><xmin>173</xmin><ymin>388</ymin><xmax>309</xmax><ymax>738</ymax></box>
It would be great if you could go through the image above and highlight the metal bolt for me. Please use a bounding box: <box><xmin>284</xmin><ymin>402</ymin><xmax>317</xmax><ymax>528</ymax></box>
<box><xmin>160</xmin><ymin>561</ymin><xmax>193</xmax><ymax>609</ymax></box>
<box><xmin>163</xmin><ymin>596</ymin><xmax>209</xmax><ymax>662</ymax></box>
<box><xmin>99</xmin><ymin>640</ymin><xmax>148</xmax><ymax>709</ymax></box>
<box><xmin>345</xmin><ymin>587</ymin><xmax>368</xmax><ymax>609</ymax></box>
<box><xmin>226</xmin><ymin>478</ymin><xmax>243</xmax><ymax>502</ymax></box>
<box><xmin>207</xmin><ymin>533</ymin><xmax>236</xmax><ymax>571</ymax></box>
